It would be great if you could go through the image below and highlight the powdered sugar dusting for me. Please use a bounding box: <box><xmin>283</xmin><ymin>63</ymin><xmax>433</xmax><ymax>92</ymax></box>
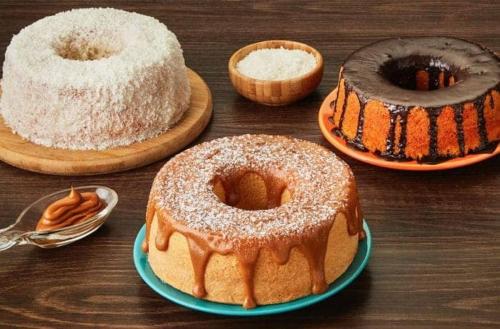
<box><xmin>0</xmin><ymin>8</ymin><xmax>191</xmax><ymax>150</ymax></box>
<box><xmin>151</xmin><ymin>135</ymin><xmax>353</xmax><ymax>240</ymax></box>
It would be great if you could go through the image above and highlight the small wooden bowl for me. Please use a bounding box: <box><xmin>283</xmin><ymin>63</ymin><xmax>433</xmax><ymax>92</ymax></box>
<box><xmin>228</xmin><ymin>40</ymin><xmax>324</xmax><ymax>106</ymax></box>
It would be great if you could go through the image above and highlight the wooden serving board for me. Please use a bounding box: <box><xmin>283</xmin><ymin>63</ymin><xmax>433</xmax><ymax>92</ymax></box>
<box><xmin>0</xmin><ymin>68</ymin><xmax>212</xmax><ymax>175</ymax></box>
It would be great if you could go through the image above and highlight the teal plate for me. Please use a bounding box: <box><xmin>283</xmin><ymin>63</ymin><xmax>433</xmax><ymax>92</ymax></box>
<box><xmin>133</xmin><ymin>220</ymin><xmax>372</xmax><ymax>316</ymax></box>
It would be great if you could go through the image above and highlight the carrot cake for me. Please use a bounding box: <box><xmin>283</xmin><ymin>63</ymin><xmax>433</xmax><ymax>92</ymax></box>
<box><xmin>331</xmin><ymin>37</ymin><xmax>499</xmax><ymax>162</ymax></box>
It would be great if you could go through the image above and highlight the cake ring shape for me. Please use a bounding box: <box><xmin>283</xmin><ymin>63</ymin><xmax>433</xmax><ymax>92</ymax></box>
<box><xmin>0</xmin><ymin>68</ymin><xmax>211</xmax><ymax>175</ymax></box>
<box><xmin>143</xmin><ymin>134</ymin><xmax>364</xmax><ymax>309</ymax></box>
<box><xmin>0</xmin><ymin>8</ymin><xmax>190</xmax><ymax>150</ymax></box>
<box><xmin>319</xmin><ymin>88</ymin><xmax>500</xmax><ymax>171</ymax></box>
<box><xmin>133</xmin><ymin>220</ymin><xmax>371</xmax><ymax>316</ymax></box>
<box><xmin>331</xmin><ymin>37</ymin><xmax>499</xmax><ymax>162</ymax></box>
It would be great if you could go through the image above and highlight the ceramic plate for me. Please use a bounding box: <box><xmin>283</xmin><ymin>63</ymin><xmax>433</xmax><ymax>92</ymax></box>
<box><xmin>133</xmin><ymin>220</ymin><xmax>372</xmax><ymax>316</ymax></box>
<box><xmin>319</xmin><ymin>88</ymin><xmax>499</xmax><ymax>171</ymax></box>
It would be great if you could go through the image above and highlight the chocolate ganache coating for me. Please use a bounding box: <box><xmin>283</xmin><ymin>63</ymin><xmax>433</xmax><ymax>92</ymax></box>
<box><xmin>332</xmin><ymin>37</ymin><xmax>499</xmax><ymax>162</ymax></box>
<box><xmin>343</xmin><ymin>37</ymin><xmax>499</xmax><ymax>107</ymax></box>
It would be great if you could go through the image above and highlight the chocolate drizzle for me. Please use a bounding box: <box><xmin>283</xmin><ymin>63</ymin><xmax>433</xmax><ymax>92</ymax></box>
<box><xmin>474</xmin><ymin>96</ymin><xmax>489</xmax><ymax>149</ymax></box>
<box><xmin>331</xmin><ymin>84</ymin><xmax>368</xmax><ymax>151</ymax></box>
<box><xmin>337</xmin><ymin>83</ymin><xmax>351</xmax><ymax>132</ymax></box>
<box><xmin>143</xmin><ymin>182</ymin><xmax>364</xmax><ymax>309</ymax></box>
<box><xmin>333</xmin><ymin>77</ymin><xmax>499</xmax><ymax>162</ymax></box>
<box><xmin>331</xmin><ymin>37</ymin><xmax>499</xmax><ymax>163</ymax></box>
<box><xmin>384</xmin><ymin>110</ymin><xmax>398</xmax><ymax>155</ymax></box>
<box><xmin>453</xmin><ymin>104</ymin><xmax>466</xmax><ymax>156</ymax></box>
<box><xmin>428</xmin><ymin>107</ymin><xmax>442</xmax><ymax>160</ymax></box>
<box><xmin>382</xmin><ymin>105</ymin><xmax>409</xmax><ymax>159</ymax></box>
<box><xmin>428</xmin><ymin>67</ymin><xmax>442</xmax><ymax>91</ymax></box>
<box><xmin>489</xmin><ymin>93</ymin><xmax>495</xmax><ymax>115</ymax></box>
<box><xmin>348</xmin><ymin>96</ymin><xmax>368</xmax><ymax>151</ymax></box>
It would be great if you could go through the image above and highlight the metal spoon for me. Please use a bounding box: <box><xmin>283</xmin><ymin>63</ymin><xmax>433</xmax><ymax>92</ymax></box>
<box><xmin>0</xmin><ymin>186</ymin><xmax>118</xmax><ymax>251</ymax></box>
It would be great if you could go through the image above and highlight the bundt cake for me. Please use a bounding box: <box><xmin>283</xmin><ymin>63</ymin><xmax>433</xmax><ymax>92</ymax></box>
<box><xmin>143</xmin><ymin>135</ymin><xmax>364</xmax><ymax>308</ymax></box>
<box><xmin>331</xmin><ymin>37</ymin><xmax>499</xmax><ymax>162</ymax></box>
<box><xmin>0</xmin><ymin>8</ymin><xmax>190</xmax><ymax>150</ymax></box>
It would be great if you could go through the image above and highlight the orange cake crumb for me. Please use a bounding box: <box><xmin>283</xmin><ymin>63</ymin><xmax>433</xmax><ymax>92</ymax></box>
<box><xmin>361</xmin><ymin>100</ymin><xmax>390</xmax><ymax>153</ymax></box>
<box><xmin>437</xmin><ymin>106</ymin><xmax>459</xmax><ymax>156</ymax></box>
<box><xmin>405</xmin><ymin>107</ymin><xmax>430</xmax><ymax>160</ymax></box>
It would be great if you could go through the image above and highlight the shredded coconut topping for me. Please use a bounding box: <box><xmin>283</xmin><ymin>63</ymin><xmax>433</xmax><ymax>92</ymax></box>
<box><xmin>236</xmin><ymin>47</ymin><xmax>317</xmax><ymax>81</ymax></box>
<box><xmin>151</xmin><ymin>135</ymin><xmax>353</xmax><ymax>240</ymax></box>
<box><xmin>0</xmin><ymin>8</ymin><xmax>191</xmax><ymax>150</ymax></box>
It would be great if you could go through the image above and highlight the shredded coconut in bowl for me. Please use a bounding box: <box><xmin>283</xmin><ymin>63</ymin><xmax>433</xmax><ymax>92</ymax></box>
<box><xmin>236</xmin><ymin>47</ymin><xmax>317</xmax><ymax>81</ymax></box>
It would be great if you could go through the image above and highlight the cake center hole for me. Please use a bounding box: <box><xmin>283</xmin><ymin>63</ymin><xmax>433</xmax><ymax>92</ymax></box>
<box><xmin>212</xmin><ymin>171</ymin><xmax>291</xmax><ymax>210</ymax></box>
<box><xmin>380</xmin><ymin>56</ymin><xmax>461</xmax><ymax>91</ymax></box>
<box><xmin>54</xmin><ymin>31</ymin><xmax>123</xmax><ymax>61</ymax></box>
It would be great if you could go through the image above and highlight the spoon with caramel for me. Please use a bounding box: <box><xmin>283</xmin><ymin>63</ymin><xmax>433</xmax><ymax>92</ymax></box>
<box><xmin>36</xmin><ymin>187</ymin><xmax>105</xmax><ymax>232</ymax></box>
<box><xmin>0</xmin><ymin>186</ymin><xmax>117</xmax><ymax>251</ymax></box>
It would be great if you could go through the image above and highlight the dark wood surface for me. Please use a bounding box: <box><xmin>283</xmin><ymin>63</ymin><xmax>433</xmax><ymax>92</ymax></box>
<box><xmin>0</xmin><ymin>1</ymin><xmax>499</xmax><ymax>328</ymax></box>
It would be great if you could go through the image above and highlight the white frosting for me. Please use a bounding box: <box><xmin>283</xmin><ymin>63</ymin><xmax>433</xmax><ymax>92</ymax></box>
<box><xmin>0</xmin><ymin>8</ymin><xmax>191</xmax><ymax>150</ymax></box>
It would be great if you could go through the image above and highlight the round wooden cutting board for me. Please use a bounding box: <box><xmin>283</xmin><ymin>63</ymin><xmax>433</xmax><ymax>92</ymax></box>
<box><xmin>0</xmin><ymin>68</ymin><xmax>212</xmax><ymax>175</ymax></box>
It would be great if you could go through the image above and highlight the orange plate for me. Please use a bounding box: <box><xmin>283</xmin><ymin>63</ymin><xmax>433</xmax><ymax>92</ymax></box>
<box><xmin>319</xmin><ymin>88</ymin><xmax>499</xmax><ymax>171</ymax></box>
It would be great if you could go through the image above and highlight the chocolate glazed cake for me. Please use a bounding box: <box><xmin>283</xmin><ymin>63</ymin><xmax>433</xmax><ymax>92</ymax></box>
<box><xmin>331</xmin><ymin>37</ymin><xmax>499</xmax><ymax>162</ymax></box>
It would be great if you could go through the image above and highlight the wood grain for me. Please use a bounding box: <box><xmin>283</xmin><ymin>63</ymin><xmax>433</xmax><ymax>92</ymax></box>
<box><xmin>0</xmin><ymin>1</ymin><xmax>499</xmax><ymax>328</ymax></box>
<box><xmin>228</xmin><ymin>40</ymin><xmax>324</xmax><ymax>105</ymax></box>
<box><xmin>0</xmin><ymin>69</ymin><xmax>212</xmax><ymax>175</ymax></box>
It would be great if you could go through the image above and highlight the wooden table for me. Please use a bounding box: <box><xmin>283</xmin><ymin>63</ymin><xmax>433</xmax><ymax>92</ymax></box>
<box><xmin>0</xmin><ymin>1</ymin><xmax>498</xmax><ymax>328</ymax></box>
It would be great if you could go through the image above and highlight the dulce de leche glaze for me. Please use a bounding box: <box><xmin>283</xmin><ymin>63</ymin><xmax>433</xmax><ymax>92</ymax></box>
<box><xmin>142</xmin><ymin>135</ymin><xmax>365</xmax><ymax>309</ymax></box>
<box><xmin>36</xmin><ymin>188</ymin><xmax>105</xmax><ymax>232</ymax></box>
<box><xmin>144</xmin><ymin>184</ymin><xmax>363</xmax><ymax>309</ymax></box>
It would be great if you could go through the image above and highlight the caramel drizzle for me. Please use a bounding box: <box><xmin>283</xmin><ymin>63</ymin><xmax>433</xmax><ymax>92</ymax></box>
<box><xmin>36</xmin><ymin>187</ymin><xmax>104</xmax><ymax>231</ymax></box>
<box><xmin>331</xmin><ymin>72</ymin><xmax>499</xmax><ymax>163</ymax></box>
<box><xmin>236</xmin><ymin>243</ymin><xmax>260</xmax><ymax>309</ymax></box>
<box><xmin>141</xmin><ymin>196</ymin><xmax>156</xmax><ymax>252</ymax></box>
<box><xmin>143</xmin><ymin>183</ymin><xmax>364</xmax><ymax>309</ymax></box>
<box><xmin>186</xmin><ymin>236</ymin><xmax>213</xmax><ymax>298</ymax></box>
<box><xmin>297</xmin><ymin>227</ymin><xmax>330</xmax><ymax>294</ymax></box>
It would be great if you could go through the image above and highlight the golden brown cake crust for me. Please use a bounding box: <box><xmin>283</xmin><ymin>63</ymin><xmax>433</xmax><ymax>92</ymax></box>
<box><xmin>148</xmin><ymin>211</ymin><xmax>359</xmax><ymax>306</ymax></box>
<box><xmin>143</xmin><ymin>134</ymin><xmax>364</xmax><ymax>308</ymax></box>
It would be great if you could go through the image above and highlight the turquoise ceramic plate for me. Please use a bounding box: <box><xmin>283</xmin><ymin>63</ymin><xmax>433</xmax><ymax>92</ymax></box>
<box><xmin>133</xmin><ymin>220</ymin><xmax>372</xmax><ymax>316</ymax></box>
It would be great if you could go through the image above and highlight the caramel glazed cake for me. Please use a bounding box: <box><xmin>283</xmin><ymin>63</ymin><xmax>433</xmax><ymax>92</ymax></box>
<box><xmin>0</xmin><ymin>8</ymin><xmax>190</xmax><ymax>150</ymax></box>
<box><xmin>331</xmin><ymin>37</ymin><xmax>499</xmax><ymax>162</ymax></box>
<box><xmin>143</xmin><ymin>135</ymin><xmax>365</xmax><ymax>308</ymax></box>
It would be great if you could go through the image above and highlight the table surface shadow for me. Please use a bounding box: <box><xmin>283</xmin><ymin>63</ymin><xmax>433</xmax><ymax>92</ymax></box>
<box><xmin>0</xmin><ymin>1</ymin><xmax>499</xmax><ymax>328</ymax></box>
